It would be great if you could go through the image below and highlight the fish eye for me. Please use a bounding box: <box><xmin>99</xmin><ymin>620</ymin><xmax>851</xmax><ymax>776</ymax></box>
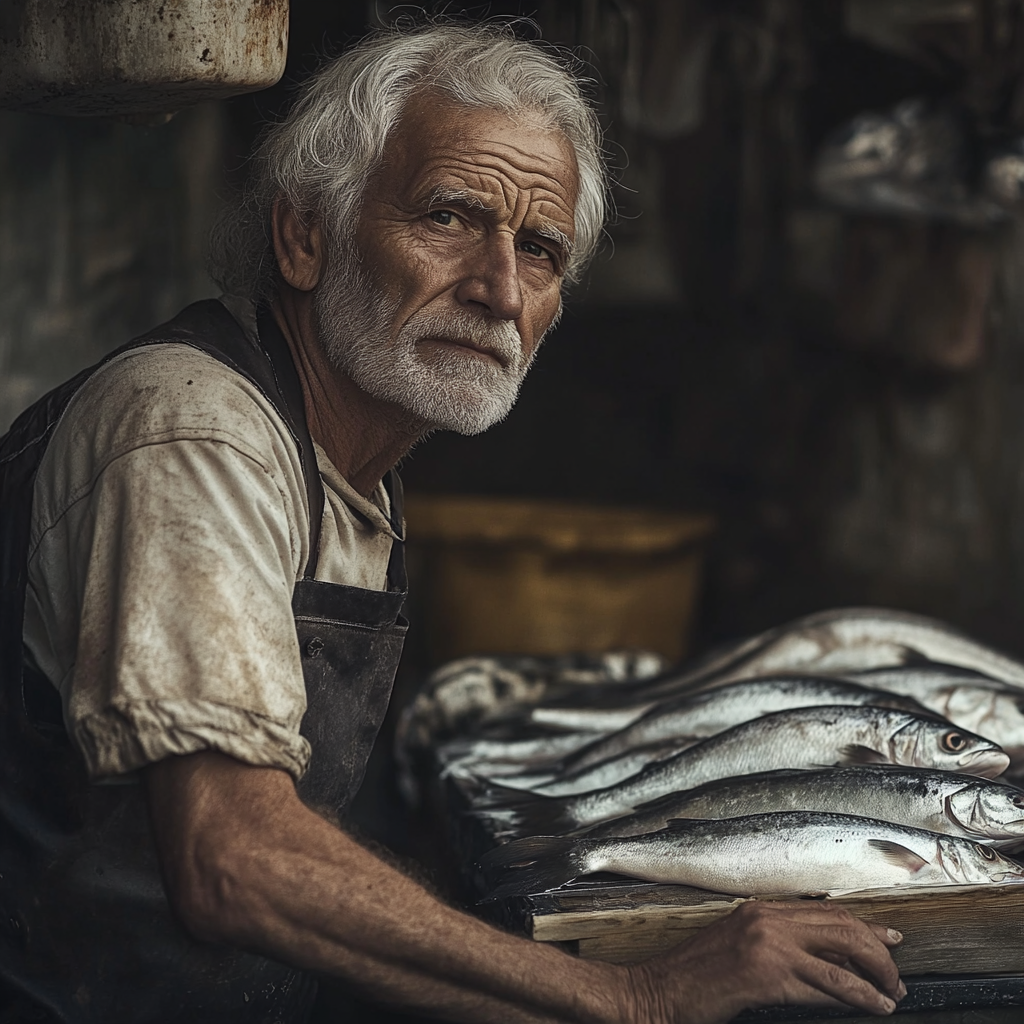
<box><xmin>1013</xmin><ymin>795</ymin><xmax>1024</xmax><ymax>808</ymax></box>
<box><xmin>980</xmin><ymin>845</ymin><xmax>997</xmax><ymax>860</ymax></box>
<box><xmin>942</xmin><ymin>731</ymin><xmax>968</xmax><ymax>752</ymax></box>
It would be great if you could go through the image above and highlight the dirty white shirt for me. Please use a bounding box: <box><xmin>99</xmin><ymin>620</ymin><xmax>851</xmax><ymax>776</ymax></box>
<box><xmin>22</xmin><ymin>311</ymin><xmax>399</xmax><ymax>782</ymax></box>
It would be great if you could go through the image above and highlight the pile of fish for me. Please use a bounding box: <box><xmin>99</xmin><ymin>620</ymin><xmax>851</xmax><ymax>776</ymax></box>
<box><xmin>420</xmin><ymin>608</ymin><xmax>1024</xmax><ymax>899</ymax></box>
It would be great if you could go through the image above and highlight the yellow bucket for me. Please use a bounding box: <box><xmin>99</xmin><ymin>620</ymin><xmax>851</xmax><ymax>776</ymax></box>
<box><xmin>404</xmin><ymin>495</ymin><xmax>715</xmax><ymax>665</ymax></box>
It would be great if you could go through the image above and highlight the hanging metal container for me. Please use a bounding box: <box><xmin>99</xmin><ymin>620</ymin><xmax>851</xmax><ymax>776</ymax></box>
<box><xmin>0</xmin><ymin>0</ymin><xmax>289</xmax><ymax>117</ymax></box>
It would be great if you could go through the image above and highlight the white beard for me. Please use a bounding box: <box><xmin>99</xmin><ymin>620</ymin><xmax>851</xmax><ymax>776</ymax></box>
<box><xmin>314</xmin><ymin>248</ymin><xmax>547</xmax><ymax>435</ymax></box>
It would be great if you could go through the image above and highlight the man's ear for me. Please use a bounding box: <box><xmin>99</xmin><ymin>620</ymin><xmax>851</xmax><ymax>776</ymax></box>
<box><xmin>271</xmin><ymin>197</ymin><xmax>324</xmax><ymax>292</ymax></box>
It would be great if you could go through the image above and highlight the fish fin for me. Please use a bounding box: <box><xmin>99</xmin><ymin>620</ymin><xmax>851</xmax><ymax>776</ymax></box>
<box><xmin>470</xmin><ymin>781</ymin><xmax>549</xmax><ymax>807</ymax></box>
<box><xmin>664</xmin><ymin>817</ymin><xmax>700</xmax><ymax>829</ymax></box>
<box><xmin>839</xmin><ymin>744</ymin><xmax>889</xmax><ymax>766</ymax></box>
<box><xmin>896</xmin><ymin>647</ymin><xmax>933</xmax><ymax>666</ymax></box>
<box><xmin>477</xmin><ymin>836</ymin><xmax>583</xmax><ymax>900</ymax></box>
<box><xmin>479</xmin><ymin>769</ymin><xmax>557</xmax><ymax>788</ymax></box>
<box><xmin>468</xmin><ymin>785</ymin><xmax>578</xmax><ymax>837</ymax></box>
<box><xmin>867</xmin><ymin>839</ymin><xmax>930</xmax><ymax>874</ymax></box>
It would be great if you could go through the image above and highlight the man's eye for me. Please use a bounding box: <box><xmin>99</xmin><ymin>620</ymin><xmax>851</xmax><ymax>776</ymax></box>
<box><xmin>520</xmin><ymin>240</ymin><xmax>549</xmax><ymax>259</ymax></box>
<box><xmin>429</xmin><ymin>210</ymin><xmax>455</xmax><ymax>226</ymax></box>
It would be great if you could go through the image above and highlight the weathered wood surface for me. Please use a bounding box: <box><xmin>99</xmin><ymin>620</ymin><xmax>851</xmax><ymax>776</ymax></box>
<box><xmin>524</xmin><ymin>881</ymin><xmax>1024</xmax><ymax>971</ymax></box>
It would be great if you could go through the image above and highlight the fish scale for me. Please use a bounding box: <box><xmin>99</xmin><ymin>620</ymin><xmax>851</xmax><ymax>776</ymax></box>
<box><xmin>514</xmin><ymin>677</ymin><xmax>930</xmax><ymax>788</ymax></box>
<box><xmin>479</xmin><ymin>705</ymin><xmax>1009</xmax><ymax>835</ymax></box>
<box><xmin>575</xmin><ymin>765</ymin><xmax>1024</xmax><ymax>848</ymax></box>
<box><xmin>481</xmin><ymin>811</ymin><xmax>1024</xmax><ymax>900</ymax></box>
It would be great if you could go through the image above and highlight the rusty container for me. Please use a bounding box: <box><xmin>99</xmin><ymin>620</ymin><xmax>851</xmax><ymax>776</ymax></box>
<box><xmin>405</xmin><ymin>494</ymin><xmax>715</xmax><ymax>665</ymax></box>
<box><xmin>0</xmin><ymin>0</ymin><xmax>289</xmax><ymax>116</ymax></box>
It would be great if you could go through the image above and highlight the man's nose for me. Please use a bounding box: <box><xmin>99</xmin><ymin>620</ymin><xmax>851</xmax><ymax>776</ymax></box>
<box><xmin>454</xmin><ymin>235</ymin><xmax>524</xmax><ymax>321</ymax></box>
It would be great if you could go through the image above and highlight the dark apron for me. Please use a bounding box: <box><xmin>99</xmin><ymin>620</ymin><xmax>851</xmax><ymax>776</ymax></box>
<box><xmin>0</xmin><ymin>299</ymin><xmax>408</xmax><ymax>1023</ymax></box>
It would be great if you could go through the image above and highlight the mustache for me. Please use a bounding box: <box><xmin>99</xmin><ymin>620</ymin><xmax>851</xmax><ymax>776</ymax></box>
<box><xmin>398</xmin><ymin>310</ymin><xmax>523</xmax><ymax>368</ymax></box>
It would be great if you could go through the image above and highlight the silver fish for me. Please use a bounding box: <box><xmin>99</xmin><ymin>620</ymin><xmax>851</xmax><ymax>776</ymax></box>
<box><xmin>517</xmin><ymin>605</ymin><xmax>1024</xmax><ymax>720</ymax></box>
<box><xmin>495</xmin><ymin>742</ymin><xmax>694</xmax><ymax>796</ymax></box>
<box><xmin>533</xmin><ymin>677</ymin><xmax>931</xmax><ymax>777</ymax></box>
<box><xmin>478</xmin><ymin>706</ymin><xmax>1009</xmax><ymax>834</ymax></box>
<box><xmin>481</xmin><ymin>811</ymin><xmax>1024</xmax><ymax>900</ymax></box>
<box><xmin>854</xmin><ymin>664</ymin><xmax>1024</xmax><ymax>764</ymax></box>
<box><xmin>539</xmin><ymin>608</ymin><xmax>1024</xmax><ymax>712</ymax></box>
<box><xmin>577</xmin><ymin>766</ymin><xmax>1024</xmax><ymax>848</ymax></box>
<box><xmin>680</xmin><ymin>608</ymin><xmax>1024</xmax><ymax>694</ymax></box>
<box><xmin>438</xmin><ymin>732</ymin><xmax>597</xmax><ymax>774</ymax></box>
<box><xmin>530</xmin><ymin>705</ymin><xmax>657</xmax><ymax>732</ymax></box>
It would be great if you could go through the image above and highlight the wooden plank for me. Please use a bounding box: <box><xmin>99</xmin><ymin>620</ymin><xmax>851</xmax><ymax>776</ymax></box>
<box><xmin>526</xmin><ymin>883</ymin><xmax>1024</xmax><ymax>971</ymax></box>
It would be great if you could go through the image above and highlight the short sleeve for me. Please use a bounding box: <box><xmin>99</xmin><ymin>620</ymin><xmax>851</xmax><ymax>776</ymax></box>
<box><xmin>25</xmin><ymin>344</ymin><xmax>314</xmax><ymax>780</ymax></box>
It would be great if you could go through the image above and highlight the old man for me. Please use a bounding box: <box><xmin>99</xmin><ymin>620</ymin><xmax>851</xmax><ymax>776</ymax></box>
<box><xmin>0</xmin><ymin>23</ymin><xmax>904</xmax><ymax>1024</ymax></box>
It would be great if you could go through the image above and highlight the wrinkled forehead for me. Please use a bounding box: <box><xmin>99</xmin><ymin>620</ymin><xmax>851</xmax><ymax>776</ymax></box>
<box><xmin>375</xmin><ymin>90</ymin><xmax>579</xmax><ymax>235</ymax></box>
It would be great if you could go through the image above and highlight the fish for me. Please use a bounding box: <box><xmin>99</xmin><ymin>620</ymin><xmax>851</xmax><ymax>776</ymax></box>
<box><xmin>480</xmin><ymin>811</ymin><xmax>1024</xmax><ymax>900</ymax></box>
<box><xmin>438</xmin><ymin>732</ymin><xmax>598</xmax><ymax>775</ymax></box>
<box><xmin>575</xmin><ymin>766</ymin><xmax>1024</xmax><ymax>849</ymax></box>
<box><xmin>493</xmin><ymin>741</ymin><xmax>695</xmax><ymax>796</ymax></box>
<box><xmin>526</xmin><ymin>608</ymin><xmax>1024</xmax><ymax>715</ymax></box>
<box><xmin>528</xmin><ymin>677</ymin><xmax>932</xmax><ymax>777</ymax></box>
<box><xmin>529</xmin><ymin>705</ymin><xmax>658</xmax><ymax>733</ymax></box>
<box><xmin>678</xmin><ymin>608</ymin><xmax>1024</xmax><ymax>694</ymax></box>
<box><xmin>475</xmin><ymin>706</ymin><xmax>1009</xmax><ymax>834</ymax></box>
<box><xmin>854</xmin><ymin>664</ymin><xmax>1024</xmax><ymax>764</ymax></box>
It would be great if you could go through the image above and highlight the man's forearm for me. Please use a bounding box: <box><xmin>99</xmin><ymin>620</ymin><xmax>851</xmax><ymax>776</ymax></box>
<box><xmin>146</xmin><ymin>752</ymin><xmax>627</xmax><ymax>1024</ymax></box>
<box><xmin>289</xmin><ymin>922</ymin><xmax>599</xmax><ymax>1024</ymax></box>
<box><xmin>147</xmin><ymin>751</ymin><xmax>905</xmax><ymax>1024</ymax></box>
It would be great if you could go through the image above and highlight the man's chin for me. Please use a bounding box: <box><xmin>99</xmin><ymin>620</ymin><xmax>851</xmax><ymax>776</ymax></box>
<box><xmin>397</xmin><ymin>388</ymin><xmax>517</xmax><ymax>436</ymax></box>
<box><xmin>338</xmin><ymin>341</ymin><xmax>523</xmax><ymax>434</ymax></box>
<box><xmin>420</xmin><ymin>402</ymin><xmax>514</xmax><ymax>436</ymax></box>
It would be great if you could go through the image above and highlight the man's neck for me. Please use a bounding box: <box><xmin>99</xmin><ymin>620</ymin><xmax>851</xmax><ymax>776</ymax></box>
<box><xmin>271</xmin><ymin>287</ymin><xmax>426</xmax><ymax>498</ymax></box>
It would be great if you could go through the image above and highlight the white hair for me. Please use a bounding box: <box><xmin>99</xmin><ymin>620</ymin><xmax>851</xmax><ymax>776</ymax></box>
<box><xmin>208</xmin><ymin>22</ymin><xmax>609</xmax><ymax>295</ymax></box>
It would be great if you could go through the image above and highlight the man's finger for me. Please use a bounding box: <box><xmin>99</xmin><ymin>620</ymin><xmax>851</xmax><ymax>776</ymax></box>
<box><xmin>804</xmin><ymin>921</ymin><xmax>903</xmax><ymax>999</ymax></box>
<box><xmin>868</xmin><ymin>923</ymin><xmax>904</xmax><ymax>947</ymax></box>
<box><xmin>760</xmin><ymin>903</ymin><xmax>902</xmax><ymax>940</ymax></box>
<box><xmin>764</xmin><ymin>907</ymin><xmax>902</xmax><ymax>998</ymax></box>
<box><xmin>795</xmin><ymin>953</ymin><xmax>897</xmax><ymax>1016</ymax></box>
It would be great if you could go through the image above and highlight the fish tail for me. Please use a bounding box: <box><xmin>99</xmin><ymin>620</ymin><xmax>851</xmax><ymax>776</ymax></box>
<box><xmin>477</xmin><ymin>835</ymin><xmax>584</xmax><ymax>900</ymax></box>
<box><xmin>468</xmin><ymin>784</ymin><xmax>578</xmax><ymax>835</ymax></box>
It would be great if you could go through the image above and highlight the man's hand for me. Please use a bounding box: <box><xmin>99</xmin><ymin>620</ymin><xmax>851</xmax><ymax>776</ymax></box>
<box><xmin>624</xmin><ymin>900</ymin><xmax>905</xmax><ymax>1024</ymax></box>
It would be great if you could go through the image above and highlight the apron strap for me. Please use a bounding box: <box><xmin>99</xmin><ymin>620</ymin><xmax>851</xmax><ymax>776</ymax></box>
<box><xmin>382</xmin><ymin>468</ymin><xmax>407</xmax><ymax>594</ymax></box>
<box><xmin>254</xmin><ymin>306</ymin><xmax>324</xmax><ymax>579</ymax></box>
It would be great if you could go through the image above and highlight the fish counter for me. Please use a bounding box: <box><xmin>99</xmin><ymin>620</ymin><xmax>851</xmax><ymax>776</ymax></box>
<box><xmin>396</xmin><ymin>607</ymin><xmax>1024</xmax><ymax>1019</ymax></box>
